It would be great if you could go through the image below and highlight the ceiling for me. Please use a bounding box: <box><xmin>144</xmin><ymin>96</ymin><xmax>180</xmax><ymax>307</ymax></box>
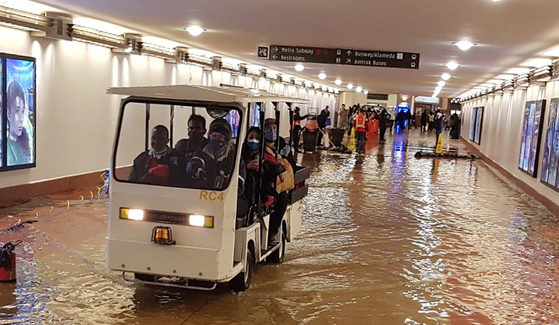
<box><xmin>28</xmin><ymin>0</ymin><xmax>559</xmax><ymax>98</ymax></box>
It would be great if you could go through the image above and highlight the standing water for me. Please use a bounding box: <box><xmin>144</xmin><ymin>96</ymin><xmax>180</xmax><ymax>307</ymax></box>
<box><xmin>0</xmin><ymin>130</ymin><xmax>558</xmax><ymax>324</ymax></box>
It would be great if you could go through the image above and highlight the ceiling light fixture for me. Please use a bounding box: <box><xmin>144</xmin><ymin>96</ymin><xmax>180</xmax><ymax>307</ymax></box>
<box><xmin>356</xmin><ymin>86</ymin><xmax>362</xmax><ymax>93</ymax></box>
<box><xmin>441</xmin><ymin>73</ymin><xmax>451</xmax><ymax>81</ymax></box>
<box><xmin>437</xmin><ymin>81</ymin><xmax>446</xmax><ymax>87</ymax></box>
<box><xmin>446</xmin><ymin>62</ymin><xmax>460</xmax><ymax>70</ymax></box>
<box><xmin>347</xmin><ymin>83</ymin><xmax>354</xmax><ymax>90</ymax></box>
<box><xmin>294</xmin><ymin>64</ymin><xmax>304</xmax><ymax>72</ymax></box>
<box><xmin>335</xmin><ymin>79</ymin><xmax>342</xmax><ymax>85</ymax></box>
<box><xmin>363</xmin><ymin>90</ymin><xmax>368</xmax><ymax>95</ymax></box>
<box><xmin>318</xmin><ymin>72</ymin><xmax>327</xmax><ymax>80</ymax></box>
<box><xmin>453</xmin><ymin>41</ymin><xmax>475</xmax><ymax>51</ymax></box>
<box><xmin>185</xmin><ymin>26</ymin><xmax>205</xmax><ymax>36</ymax></box>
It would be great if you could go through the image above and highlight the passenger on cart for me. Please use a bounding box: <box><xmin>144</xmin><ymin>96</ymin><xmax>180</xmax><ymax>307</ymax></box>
<box><xmin>129</xmin><ymin>125</ymin><xmax>181</xmax><ymax>185</ymax></box>
<box><xmin>186</xmin><ymin>120</ymin><xmax>236</xmax><ymax>190</ymax></box>
<box><xmin>262</xmin><ymin>118</ymin><xmax>295</xmax><ymax>247</ymax></box>
<box><xmin>174</xmin><ymin>114</ymin><xmax>208</xmax><ymax>159</ymax></box>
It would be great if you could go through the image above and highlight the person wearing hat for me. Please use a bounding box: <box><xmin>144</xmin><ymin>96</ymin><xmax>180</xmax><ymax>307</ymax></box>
<box><xmin>261</xmin><ymin>118</ymin><xmax>295</xmax><ymax>247</ymax></box>
<box><xmin>186</xmin><ymin>119</ymin><xmax>237</xmax><ymax>189</ymax></box>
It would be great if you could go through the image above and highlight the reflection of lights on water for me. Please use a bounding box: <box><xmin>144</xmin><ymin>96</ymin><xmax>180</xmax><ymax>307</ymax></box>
<box><xmin>393</xmin><ymin>132</ymin><xmax>407</xmax><ymax>152</ymax></box>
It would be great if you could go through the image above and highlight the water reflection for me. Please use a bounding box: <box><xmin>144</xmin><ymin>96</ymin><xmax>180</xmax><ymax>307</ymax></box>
<box><xmin>0</xmin><ymin>131</ymin><xmax>558</xmax><ymax>324</ymax></box>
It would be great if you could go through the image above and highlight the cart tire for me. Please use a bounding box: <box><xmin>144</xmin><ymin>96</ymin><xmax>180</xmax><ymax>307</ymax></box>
<box><xmin>230</xmin><ymin>248</ymin><xmax>254</xmax><ymax>292</ymax></box>
<box><xmin>269</xmin><ymin>229</ymin><xmax>286</xmax><ymax>263</ymax></box>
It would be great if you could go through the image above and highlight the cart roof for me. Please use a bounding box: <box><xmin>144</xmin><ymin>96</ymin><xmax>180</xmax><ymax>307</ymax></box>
<box><xmin>107</xmin><ymin>84</ymin><xmax>309</xmax><ymax>104</ymax></box>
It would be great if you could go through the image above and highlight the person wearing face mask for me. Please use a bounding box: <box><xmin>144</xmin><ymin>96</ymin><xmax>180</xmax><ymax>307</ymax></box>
<box><xmin>242</xmin><ymin>127</ymin><xmax>262</xmax><ymax>167</ymax></box>
<box><xmin>174</xmin><ymin>114</ymin><xmax>208</xmax><ymax>159</ymax></box>
<box><xmin>129</xmin><ymin>125</ymin><xmax>180</xmax><ymax>185</ymax></box>
<box><xmin>186</xmin><ymin>120</ymin><xmax>237</xmax><ymax>189</ymax></box>
<box><xmin>261</xmin><ymin>118</ymin><xmax>294</xmax><ymax>247</ymax></box>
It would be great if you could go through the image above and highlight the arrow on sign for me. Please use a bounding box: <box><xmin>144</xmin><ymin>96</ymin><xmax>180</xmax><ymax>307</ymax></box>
<box><xmin>346</xmin><ymin>58</ymin><xmax>352</xmax><ymax>64</ymax></box>
<box><xmin>346</xmin><ymin>50</ymin><xmax>352</xmax><ymax>56</ymax></box>
<box><xmin>272</xmin><ymin>46</ymin><xmax>278</xmax><ymax>52</ymax></box>
<box><xmin>273</xmin><ymin>55</ymin><xmax>278</xmax><ymax>60</ymax></box>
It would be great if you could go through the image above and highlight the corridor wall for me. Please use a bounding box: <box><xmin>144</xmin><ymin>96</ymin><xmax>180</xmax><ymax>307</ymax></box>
<box><xmin>0</xmin><ymin>25</ymin><xmax>337</xmax><ymax>194</ymax></box>
<box><xmin>461</xmin><ymin>82</ymin><xmax>559</xmax><ymax>214</ymax></box>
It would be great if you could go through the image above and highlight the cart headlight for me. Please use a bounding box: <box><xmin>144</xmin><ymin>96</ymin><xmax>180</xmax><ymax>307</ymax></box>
<box><xmin>188</xmin><ymin>215</ymin><xmax>214</xmax><ymax>228</ymax></box>
<box><xmin>120</xmin><ymin>208</ymin><xmax>144</xmax><ymax>221</ymax></box>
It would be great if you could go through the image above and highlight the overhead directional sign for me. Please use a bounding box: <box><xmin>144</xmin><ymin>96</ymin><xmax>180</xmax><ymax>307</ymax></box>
<box><xmin>268</xmin><ymin>45</ymin><xmax>420</xmax><ymax>70</ymax></box>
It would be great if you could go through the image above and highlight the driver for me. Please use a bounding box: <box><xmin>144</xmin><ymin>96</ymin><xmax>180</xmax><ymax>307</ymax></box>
<box><xmin>186</xmin><ymin>120</ymin><xmax>236</xmax><ymax>189</ymax></box>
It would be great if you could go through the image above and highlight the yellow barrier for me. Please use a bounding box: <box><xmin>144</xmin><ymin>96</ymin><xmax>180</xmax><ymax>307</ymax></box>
<box><xmin>436</xmin><ymin>134</ymin><xmax>443</xmax><ymax>154</ymax></box>
<box><xmin>348</xmin><ymin>128</ymin><xmax>356</xmax><ymax>152</ymax></box>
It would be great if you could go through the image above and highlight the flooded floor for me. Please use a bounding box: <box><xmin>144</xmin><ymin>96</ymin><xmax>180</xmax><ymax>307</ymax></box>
<box><xmin>1</xmin><ymin>129</ymin><xmax>559</xmax><ymax>324</ymax></box>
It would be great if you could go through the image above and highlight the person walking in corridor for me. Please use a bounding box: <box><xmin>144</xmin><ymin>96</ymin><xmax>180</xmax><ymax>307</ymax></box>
<box><xmin>421</xmin><ymin>110</ymin><xmax>427</xmax><ymax>132</ymax></box>
<box><xmin>378</xmin><ymin>108</ymin><xmax>390</xmax><ymax>142</ymax></box>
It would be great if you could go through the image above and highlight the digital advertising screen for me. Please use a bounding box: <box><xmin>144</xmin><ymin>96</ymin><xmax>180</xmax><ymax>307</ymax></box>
<box><xmin>474</xmin><ymin>107</ymin><xmax>483</xmax><ymax>144</ymax></box>
<box><xmin>469</xmin><ymin>107</ymin><xmax>483</xmax><ymax>144</ymax></box>
<box><xmin>0</xmin><ymin>58</ymin><xmax>3</xmax><ymax>168</ymax></box>
<box><xmin>519</xmin><ymin>100</ymin><xmax>546</xmax><ymax>177</ymax></box>
<box><xmin>469</xmin><ymin>109</ymin><xmax>476</xmax><ymax>141</ymax></box>
<box><xmin>1</xmin><ymin>54</ymin><xmax>36</xmax><ymax>171</ymax></box>
<box><xmin>541</xmin><ymin>98</ymin><xmax>559</xmax><ymax>191</ymax></box>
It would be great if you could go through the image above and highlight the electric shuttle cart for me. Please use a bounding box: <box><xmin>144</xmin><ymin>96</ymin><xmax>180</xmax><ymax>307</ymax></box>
<box><xmin>106</xmin><ymin>85</ymin><xmax>310</xmax><ymax>291</ymax></box>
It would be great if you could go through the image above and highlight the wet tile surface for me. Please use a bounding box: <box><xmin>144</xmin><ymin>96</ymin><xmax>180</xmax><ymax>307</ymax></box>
<box><xmin>0</xmin><ymin>130</ymin><xmax>558</xmax><ymax>324</ymax></box>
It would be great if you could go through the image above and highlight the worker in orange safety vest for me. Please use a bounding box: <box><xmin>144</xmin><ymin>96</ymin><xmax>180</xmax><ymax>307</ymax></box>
<box><xmin>352</xmin><ymin>108</ymin><xmax>367</xmax><ymax>154</ymax></box>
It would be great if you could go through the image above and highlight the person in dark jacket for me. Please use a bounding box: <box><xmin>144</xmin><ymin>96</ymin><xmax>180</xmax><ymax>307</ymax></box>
<box><xmin>378</xmin><ymin>108</ymin><xmax>391</xmax><ymax>142</ymax></box>
<box><xmin>291</xmin><ymin>107</ymin><xmax>308</xmax><ymax>153</ymax></box>
<box><xmin>129</xmin><ymin>125</ymin><xmax>181</xmax><ymax>185</ymax></box>
<box><xmin>316</xmin><ymin>109</ymin><xmax>328</xmax><ymax>148</ymax></box>
<box><xmin>174</xmin><ymin>114</ymin><xmax>208</xmax><ymax>159</ymax></box>
<box><xmin>421</xmin><ymin>110</ymin><xmax>427</xmax><ymax>132</ymax></box>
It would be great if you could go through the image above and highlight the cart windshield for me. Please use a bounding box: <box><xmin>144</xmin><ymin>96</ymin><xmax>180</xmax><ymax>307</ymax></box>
<box><xmin>113</xmin><ymin>99</ymin><xmax>242</xmax><ymax>191</ymax></box>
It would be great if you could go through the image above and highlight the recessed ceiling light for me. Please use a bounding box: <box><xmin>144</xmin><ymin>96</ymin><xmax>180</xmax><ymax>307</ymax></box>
<box><xmin>294</xmin><ymin>64</ymin><xmax>304</xmax><ymax>72</ymax></box>
<box><xmin>495</xmin><ymin>74</ymin><xmax>515</xmax><ymax>80</ymax></box>
<box><xmin>453</xmin><ymin>41</ymin><xmax>475</xmax><ymax>51</ymax></box>
<box><xmin>441</xmin><ymin>73</ymin><xmax>451</xmax><ymax>81</ymax></box>
<box><xmin>185</xmin><ymin>26</ymin><xmax>205</xmax><ymax>36</ymax></box>
<box><xmin>356</xmin><ymin>86</ymin><xmax>362</xmax><ymax>93</ymax></box>
<box><xmin>318</xmin><ymin>72</ymin><xmax>327</xmax><ymax>80</ymax></box>
<box><xmin>347</xmin><ymin>83</ymin><xmax>354</xmax><ymax>90</ymax></box>
<box><xmin>335</xmin><ymin>79</ymin><xmax>342</xmax><ymax>85</ymax></box>
<box><xmin>446</xmin><ymin>62</ymin><xmax>460</xmax><ymax>70</ymax></box>
<box><xmin>520</xmin><ymin>58</ymin><xmax>553</xmax><ymax>68</ymax></box>
<box><xmin>437</xmin><ymin>81</ymin><xmax>446</xmax><ymax>87</ymax></box>
<box><xmin>505</xmin><ymin>67</ymin><xmax>531</xmax><ymax>75</ymax></box>
<box><xmin>363</xmin><ymin>90</ymin><xmax>368</xmax><ymax>95</ymax></box>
